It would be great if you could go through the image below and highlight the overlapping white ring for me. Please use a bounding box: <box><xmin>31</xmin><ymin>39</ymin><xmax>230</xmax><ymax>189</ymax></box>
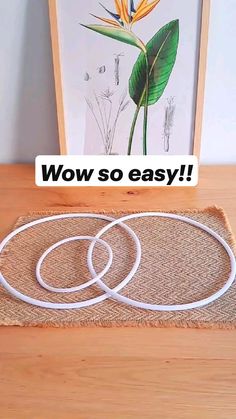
<box><xmin>36</xmin><ymin>236</ymin><xmax>113</xmax><ymax>293</ymax></box>
<box><xmin>0</xmin><ymin>214</ymin><xmax>141</xmax><ymax>309</ymax></box>
<box><xmin>87</xmin><ymin>212</ymin><xmax>236</xmax><ymax>311</ymax></box>
<box><xmin>0</xmin><ymin>212</ymin><xmax>235</xmax><ymax>311</ymax></box>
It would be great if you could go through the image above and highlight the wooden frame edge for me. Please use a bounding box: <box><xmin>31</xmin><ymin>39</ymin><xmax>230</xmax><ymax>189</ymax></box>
<box><xmin>48</xmin><ymin>0</ymin><xmax>67</xmax><ymax>154</ymax></box>
<box><xmin>193</xmin><ymin>0</ymin><xmax>211</xmax><ymax>157</ymax></box>
<box><xmin>49</xmin><ymin>0</ymin><xmax>211</xmax><ymax>157</ymax></box>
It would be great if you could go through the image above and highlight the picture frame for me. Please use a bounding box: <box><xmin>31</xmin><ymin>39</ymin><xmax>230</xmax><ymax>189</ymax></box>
<box><xmin>49</xmin><ymin>0</ymin><xmax>211</xmax><ymax>156</ymax></box>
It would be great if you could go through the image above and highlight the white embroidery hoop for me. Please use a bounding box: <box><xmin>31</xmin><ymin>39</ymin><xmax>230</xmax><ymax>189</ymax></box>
<box><xmin>0</xmin><ymin>212</ymin><xmax>235</xmax><ymax>312</ymax></box>
<box><xmin>0</xmin><ymin>214</ymin><xmax>141</xmax><ymax>309</ymax></box>
<box><xmin>87</xmin><ymin>212</ymin><xmax>236</xmax><ymax>311</ymax></box>
<box><xmin>36</xmin><ymin>236</ymin><xmax>113</xmax><ymax>293</ymax></box>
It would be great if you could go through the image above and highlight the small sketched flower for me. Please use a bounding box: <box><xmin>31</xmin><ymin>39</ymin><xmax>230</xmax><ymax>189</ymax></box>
<box><xmin>100</xmin><ymin>88</ymin><xmax>114</xmax><ymax>101</ymax></box>
<box><xmin>91</xmin><ymin>0</ymin><xmax>161</xmax><ymax>28</ymax></box>
<box><xmin>86</xmin><ymin>89</ymin><xmax>129</xmax><ymax>155</ymax></box>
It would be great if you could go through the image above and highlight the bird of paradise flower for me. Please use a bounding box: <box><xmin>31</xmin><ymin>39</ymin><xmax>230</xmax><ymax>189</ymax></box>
<box><xmin>81</xmin><ymin>0</ymin><xmax>179</xmax><ymax>155</ymax></box>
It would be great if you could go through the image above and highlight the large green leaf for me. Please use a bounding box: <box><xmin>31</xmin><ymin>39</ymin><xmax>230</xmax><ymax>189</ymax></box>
<box><xmin>129</xmin><ymin>20</ymin><xmax>179</xmax><ymax>107</ymax></box>
<box><xmin>81</xmin><ymin>24</ymin><xmax>146</xmax><ymax>52</ymax></box>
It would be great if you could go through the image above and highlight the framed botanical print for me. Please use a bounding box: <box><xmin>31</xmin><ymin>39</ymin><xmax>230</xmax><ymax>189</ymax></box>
<box><xmin>49</xmin><ymin>0</ymin><xmax>210</xmax><ymax>156</ymax></box>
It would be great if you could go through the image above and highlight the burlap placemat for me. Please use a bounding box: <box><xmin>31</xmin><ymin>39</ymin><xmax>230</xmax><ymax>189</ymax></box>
<box><xmin>0</xmin><ymin>207</ymin><xmax>235</xmax><ymax>328</ymax></box>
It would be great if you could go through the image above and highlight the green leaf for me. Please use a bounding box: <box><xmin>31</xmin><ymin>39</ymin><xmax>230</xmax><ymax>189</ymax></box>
<box><xmin>129</xmin><ymin>20</ymin><xmax>179</xmax><ymax>107</ymax></box>
<box><xmin>81</xmin><ymin>24</ymin><xmax>146</xmax><ymax>52</ymax></box>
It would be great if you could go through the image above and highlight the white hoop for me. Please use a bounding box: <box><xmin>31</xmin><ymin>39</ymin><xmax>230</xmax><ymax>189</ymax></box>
<box><xmin>36</xmin><ymin>236</ymin><xmax>113</xmax><ymax>293</ymax></box>
<box><xmin>0</xmin><ymin>214</ymin><xmax>141</xmax><ymax>309</ymax></box>
<box><xmin>0</xmin><ymin>212</ymin><xmax>235</xmax><ymax>311</ymax></box>
<box><xmin>88</xmin><ymin>212</ymin><xmax>236</xmax><ymax>311</ymax></box>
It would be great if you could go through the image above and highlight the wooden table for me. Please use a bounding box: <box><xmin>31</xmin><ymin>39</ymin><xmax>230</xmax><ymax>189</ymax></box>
<box><xmin>0</xmin><ymin>164</ymin><xmax>236</xmax><ymax>419</ymax></box>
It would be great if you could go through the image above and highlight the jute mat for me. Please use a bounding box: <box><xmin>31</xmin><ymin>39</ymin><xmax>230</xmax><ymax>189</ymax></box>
<box><xmin>0</xmin><ymin>207</ymin><xmax>236</xmax><ymax>329</ymax></box>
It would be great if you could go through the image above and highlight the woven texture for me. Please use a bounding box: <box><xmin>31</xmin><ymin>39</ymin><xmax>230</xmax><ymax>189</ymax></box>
<box><xmin>0</xmin><ymin>207</ymin><xmax>235</xmax><ymax>328</ymax></box>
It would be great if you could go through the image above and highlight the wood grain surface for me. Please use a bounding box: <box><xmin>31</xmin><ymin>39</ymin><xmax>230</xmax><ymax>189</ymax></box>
<box><xmin>0</xmin><ymin>164</ymin><xmax>236</xmax><ymax>419</ymax></box>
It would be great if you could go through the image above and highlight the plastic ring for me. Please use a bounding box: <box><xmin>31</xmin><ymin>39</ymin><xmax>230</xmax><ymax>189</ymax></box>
<box><xmin>36</xmin><ymin>236</ymin><xmax>113</xmax><ymax>293</ymax></box>
<box><xmin>0</xmin><ymin>213</ymin><xmax>141</xmax><ymax>309</ymax></box>
<box><xmin>88</xmin><ymin>212</ymin><xmax>236</xmax><ymax>311</ymax></box>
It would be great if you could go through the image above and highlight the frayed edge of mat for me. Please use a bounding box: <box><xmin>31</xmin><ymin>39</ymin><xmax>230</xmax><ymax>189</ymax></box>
<box><xmin>1</xmin><ymin>318</ymin><xmax>236</xmax><ymax>330</ymax></box>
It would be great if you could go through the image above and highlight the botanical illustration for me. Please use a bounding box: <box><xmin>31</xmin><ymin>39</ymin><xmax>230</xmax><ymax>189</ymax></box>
<box><xmin>82</xmin><ymin>0</ymin><xmax>179</xmax><ymax>155</ymax></box>
<box><xmin>85</xmin><ymin>89</ymin><xmax>129</xmax><ymax>155</ymax></box>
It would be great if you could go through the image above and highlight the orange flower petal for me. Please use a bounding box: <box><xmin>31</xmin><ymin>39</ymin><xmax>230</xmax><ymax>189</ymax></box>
<box><xmin>132</xmin><ymin>0</ymin><xmax>160</xmax><ymax>23</ymax></box>
<box><xmin>90</xmin><ymin>14</ymin><xmax>120</xmax><ymax>27</ymax></box>
<box><xmin>136</xmin><ymin>0</ymin><xmax>148</xmax><ymax>11</ymax></box>
<box><xmin>114</xmin><ymin>0</ymin><xmax>121</xmax><ymax>15</ymax></box>
<box><xmin>120</xmin><ymin>0</ymin><xmax>130</xmax><ymax>23</ymax></box>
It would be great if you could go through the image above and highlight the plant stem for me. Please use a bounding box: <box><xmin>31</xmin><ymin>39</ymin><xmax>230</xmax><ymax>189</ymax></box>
<box><xmin>127</xmin><ymin>105</ymin><xmax>140</xmax><ymax>155</ymax></box>
<box><xmin>85</xmin><ymin>98</ymin><xmax>106</xmax><ymax>149</ymax></box>
<box><xmin>143</xmin><ymin>53</ymin><xmax>149</xmax><ymax>155</ymax></box>
<box><xmin>127</xmin><ymin>52</ymin><xmax>150</xmax><ymax>156</ymax></box>
<box><xmin>94</xmin><ymin>93</ymin><xmax>106</xmax><ymax>138</ymax></box>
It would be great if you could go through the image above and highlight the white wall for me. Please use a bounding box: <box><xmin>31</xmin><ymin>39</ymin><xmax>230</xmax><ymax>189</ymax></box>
<box><xmin>0</xmin><ymin>0</ymin><xmax>59</xmax><ymax>163</ymax></box>
<box><xmin>0</xmin><ymin>0</ymin><xmax>235</xmax><ymax>164</ymax></box>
